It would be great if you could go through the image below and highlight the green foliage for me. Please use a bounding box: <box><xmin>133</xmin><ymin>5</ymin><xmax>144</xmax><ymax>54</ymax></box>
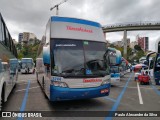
<box><xmin>132</xmin><ymin>50</ymin><xmax>144</xmax><ymax>62</ymax></box>
<box><xmin>109</xmin><ymin>44</ymin><xmax>145</xmax><ymax>63</ymax></box>
<box><xmin>16</xmin><ymin>43</ymin><xmax>22</xmax><ymax>50</ymax></box>
<box><xmin>16</xmin><ymin>39</ymin><xmax>40</xmax><ymax>61</ymax></box>
<box><xmin>18</xmin><ymin>52</ymin><xmax>23</xmax><ymax>59</ymax></box>
<box><xmin>134</xmin><ymin>45</ymin><xmax>142</xmax><ymax>51</ymax></box>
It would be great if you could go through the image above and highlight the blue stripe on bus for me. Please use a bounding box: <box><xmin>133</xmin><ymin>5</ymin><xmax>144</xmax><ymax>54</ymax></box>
<box><xmin>51</xmin><ymin>16</ymin><xmax>101</xmax><ymax>28</ymax></box>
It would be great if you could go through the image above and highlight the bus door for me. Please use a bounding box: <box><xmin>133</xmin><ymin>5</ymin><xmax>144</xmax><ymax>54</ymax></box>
<box><xmin>43</xmin><ymin>46</ymin><xmax>51</xmax><ymax>98</ymax></box>
<box><xmin>9</xmin><ymin>59</ymin><xmax>18</xmax><ymax>86</ymax></box>
<box><xmin>2</xmin><ymin>62</ymin><xmax>12</xmax><ymax>97</ymax></box>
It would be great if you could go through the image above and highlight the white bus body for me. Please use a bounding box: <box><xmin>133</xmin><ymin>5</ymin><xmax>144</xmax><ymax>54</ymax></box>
<box><xmin>0</xmin><ymin>13</ymin><xmax>18</xmax><ymax>110</ymax></box>
<box><xmin>36</xmin><ymin>16</ymin><xmax>111</xmax><ymax>101</ymax></box>
<box><xmin>0</xmin><ymin>59</ymin><xmax>18</xmax><ymax>110</ymax></box>
<box><xmin>21</xmin><ymin>58</ymin><xmax>34</xmax><ymax>74</ymax></box>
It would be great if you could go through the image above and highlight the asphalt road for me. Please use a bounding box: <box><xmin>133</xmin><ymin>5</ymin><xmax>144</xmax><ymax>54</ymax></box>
<box><xmin>1</xmin><ymin>72</ymin><xmax>160</xmax><ymax>120</ymax></box>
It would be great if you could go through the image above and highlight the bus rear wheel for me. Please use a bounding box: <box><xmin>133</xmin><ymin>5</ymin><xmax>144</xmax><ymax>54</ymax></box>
<box><xmin>1</xmin><ymin>84</ymin><xmax>5</xmax><ymax>109</ymax></box>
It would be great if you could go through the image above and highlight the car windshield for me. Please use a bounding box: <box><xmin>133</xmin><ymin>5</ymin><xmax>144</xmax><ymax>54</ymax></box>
<box><xmin>51</xmin><ymin>39</ymin><xmax>109</xmax><ymax>78</ymax></box>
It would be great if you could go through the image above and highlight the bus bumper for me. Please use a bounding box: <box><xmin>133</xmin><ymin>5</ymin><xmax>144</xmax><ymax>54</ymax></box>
<box><xmin>50</xmin><ymin>84</ymin><xmax>111</xmax><ymax>101</ymax></box>
<box><xmin>110</xmin><ymin>77</ymin><xmax>120</xmax><ymax>85</ymax></box>
<box><xmin>21</xmin><ymin>69</ymin><xmax>33</xmax><ymax>73</ymax></box>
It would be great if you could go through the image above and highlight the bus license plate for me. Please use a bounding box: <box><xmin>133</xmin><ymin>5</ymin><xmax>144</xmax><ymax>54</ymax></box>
<box><xmin>101</xmin><ymin>89</ymin><xmax>109</xmax><ymax>94</ymax></box>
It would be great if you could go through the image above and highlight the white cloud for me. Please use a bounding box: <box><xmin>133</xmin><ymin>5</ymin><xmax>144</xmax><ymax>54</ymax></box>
<box><xmin>1</xmin><ymin>0</ymin><xmax>160</xmax><ymax>51</ymax></box>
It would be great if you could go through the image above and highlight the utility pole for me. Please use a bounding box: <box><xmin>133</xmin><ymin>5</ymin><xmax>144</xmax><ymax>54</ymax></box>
<box><xmin>50</xmin><ymin>0</ymin><xmax>68</xmax><ymax>15</ymax></box>
<box><xmin>123</xmin><ymin>30</ymin><xmax>127</xmax><ymax>59</ymax></box>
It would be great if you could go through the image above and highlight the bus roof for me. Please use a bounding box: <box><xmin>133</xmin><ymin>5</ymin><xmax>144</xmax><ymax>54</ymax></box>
<box><xmin>51</xmin><ymin>16</ymin><xmax>101</xmax><ymax>28</ymax></box>
<box><xmin>49</xmin><ymin>16</ymin><xmax>105</xmax><ymax>42</ymax></box>
<box><xmin>9</xmin><ymin>58</ymin><xmax>18</xmax><ymax>61</ymax></box>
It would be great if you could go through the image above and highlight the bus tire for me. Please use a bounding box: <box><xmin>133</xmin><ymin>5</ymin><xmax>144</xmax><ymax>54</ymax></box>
<box><xmin>36</xmin><ymin>73</ymin><xmax>39</xmax><ymax>83</ymax></box>
<box><xmin>14</xmin><ymin>83</ymin><xmax>17</xmax><ymax>88</ymax></box>
<box><xmin>1</xmin><ymin>83</ymin><xmax>5</xmax><ymax>107</ymax></box>
<box><xmin>42</xmin><ymin>77</ymin><xmax>48</xmax><ymax>99</ymax></box>
<box><xmin>42</xmin><ymin>76</ymin><xmax>45</xmax><ymax>89</ymax></box>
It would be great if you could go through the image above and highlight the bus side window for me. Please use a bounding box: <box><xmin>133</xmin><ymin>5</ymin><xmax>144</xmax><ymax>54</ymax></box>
<box><xmin>45</xmin><ymin>64</ymin><xmax>50</xmax><ymax>75</ymax></box>
<box><xmin>2</xmin><ymin>63</ymin><xmax>9</xmax><ymax>72</ymax></box>
<box><xmin>0</xmin><ymin>61</ymin><xmax>2</xmax><ymax>73</ymax></box>
<box><xmin>156</xmin><ymin>57</ymin><xmax>160</xmax><ymax>67</ymax></box>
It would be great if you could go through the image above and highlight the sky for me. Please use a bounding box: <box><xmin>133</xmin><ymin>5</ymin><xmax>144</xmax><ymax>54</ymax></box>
<box><xmin>0</xmin><ymin>0</ymin><xmax>160</xmax><ymax>51</ymax></box>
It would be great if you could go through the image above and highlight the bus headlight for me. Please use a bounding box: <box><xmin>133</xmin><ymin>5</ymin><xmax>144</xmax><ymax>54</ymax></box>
<box><xmin>101</xmin><ymin>79</ymin><xmax>110</xmax><ymax>85</ymax></box>
<box><xmin>51</xmin><ymin>81</ymin><xmax>68</xmax><ymax>88</ymax></box>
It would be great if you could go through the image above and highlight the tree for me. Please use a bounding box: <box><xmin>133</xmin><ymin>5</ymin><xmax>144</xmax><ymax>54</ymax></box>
<box><xmin>17</xmin><ymin>40</ymin><xmax>40</xmax><ymax>61</ymax></box>
<box><xmin>16</xmin><ymin>43</ymin><xmax>22</xmax><ymax>50</ymax></box>
<box><xmin>134</xmin><ymin>45</ymin><xmax>142</xmax><ymax>51</ymax></box>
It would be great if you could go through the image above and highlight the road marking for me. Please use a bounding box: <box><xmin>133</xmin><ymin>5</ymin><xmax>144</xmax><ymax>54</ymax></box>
<box><xmin>105</xmin><ymin>73</ymin><xmax>133</xmax><ymax>120</ymax></box>
<box><xmin>137</xmin><ymin>82</ymin><xmax>143</xmax><ymax>104</ymax></box>
<box><xmin>17</xmin><ymin>80</ymin><xmax>30</xmax><ymax>120</ymax></box>
<box><xmin>17</xmin><ymin>79</ymin><xmax>35</xmax><ymax>82</ymax></box>
<box><xmin>116</xmin><ymin>85</ymin><xmax>153</xmax><ymax>89</ymax></box>
<box><xmin>151</xmin><ymin>84</ymin><xmax>160</xmax><ymax>96</ymax></box>
<box><xmin>103</xmin><ymin>97</ymin><xmax>116</xmax><ymax>102</ymax></box>
<box><xmin>17</xmin><ymin>81</ymin><xmax>37</xmax><ymax>85</ymax></box>
<box><xmin>15</xmin><ymin>86</ymin><xmax>40</xmax><ymax>92</ymax></box>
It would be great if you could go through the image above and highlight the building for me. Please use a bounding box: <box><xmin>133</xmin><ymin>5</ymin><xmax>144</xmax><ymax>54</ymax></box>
<box><xmin>106</xmin><ymin>40</ymin><xmax>110</xmax><ymax>47</ymax></box>
<box><xmin>130</xmin><ymin>41</ymin><xmax>138</xmax><ymax>49</ymax></box>
<box><xmin>126</xmin><ymin>38</ymin><xmax>130</xmax><ymax>47</ymax></box>
<box><xmin>18</xmin><ymin>33</ymin><xmax>23</xmax><ymax>43</ymax></box>
<box><xmin>12</xmin><ymin>39</ymin><xmax>18</xmax><ymax>45</ymax></box>
<box><xmin>137</xmin><ymin>36</ymin><xmax>149</xmax><ymax>51</ymax></box>
<box><xmin>22</xmin><ymin>32</ymin><xmax>29</xmax><ymax>43</ymax></box>
<box><xmin>121</xmin><ymin>38</ymin><xmax>130</xmax><ymax>47</ymax></box>
<box><xmin>21</xmin><ymin>32</ymin><xmax>37</xmax><ymax>44</ymax></box>
<box><xmin>112</xmin><ymin>41</ymin><xmax>123</xmax><ymax>47</ymax></box>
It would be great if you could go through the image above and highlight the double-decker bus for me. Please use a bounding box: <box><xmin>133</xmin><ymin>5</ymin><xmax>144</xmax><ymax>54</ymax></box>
<box><xmin>0</xmin><ymin>13</ymin><xmax>18</xmax><ymax>110</ymax></box>
<box><xmin>21</xmin><ymin>58</ymin><xmax>35</xmax><ymax>74</ymax></box>
<box><xmin>36</xmin><ymin>16</ymin><xmax>111</xmax><ymax>101</ymax></box>
<box><xmin>146</xmin><ymin>38</ymin><xmax>160</xmax><ymax>85</ymax></box>
<box><xmin>107</xmin><ymin>47</ymin><xmax>122</xmax><ymax>85</ymax></box>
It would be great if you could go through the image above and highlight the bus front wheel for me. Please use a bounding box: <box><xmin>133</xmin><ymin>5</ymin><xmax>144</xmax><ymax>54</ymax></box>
<box><xmin>1</xmin><ymin>84</ymin><xmax>5</xmax><ymax>109</ymax></box>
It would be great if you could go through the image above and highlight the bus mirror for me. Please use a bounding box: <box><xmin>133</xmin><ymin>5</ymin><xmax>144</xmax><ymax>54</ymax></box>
<box><xmin>104</xmin><ymin>50</ymin><xmax>108</xmax><ymax>61</ymax></box>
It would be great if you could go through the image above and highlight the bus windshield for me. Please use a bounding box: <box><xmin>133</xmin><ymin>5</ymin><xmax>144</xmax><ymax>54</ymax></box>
<box><xmin>155</xmin><ymin>54</ymin><xmax>160</xmax><ymax>68</ymax></box>
<box><xmin>21</xmin><ymin>59</ymin><xmax>32</xmax><ymax>63</ymax></box>
<box><xmin>110</xmin><ymin>66</ymin><xmax>119</xmax><ymax>73</ymax></box>
<box><xmin>51</xmin><ymin>39</ymin><xmax>109</xmax><ymax>78</ymax></box>
<box><xmin>21</xmin><ymin>59</ymin><xmax>33</xmax><ymax>69</ymax></box>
